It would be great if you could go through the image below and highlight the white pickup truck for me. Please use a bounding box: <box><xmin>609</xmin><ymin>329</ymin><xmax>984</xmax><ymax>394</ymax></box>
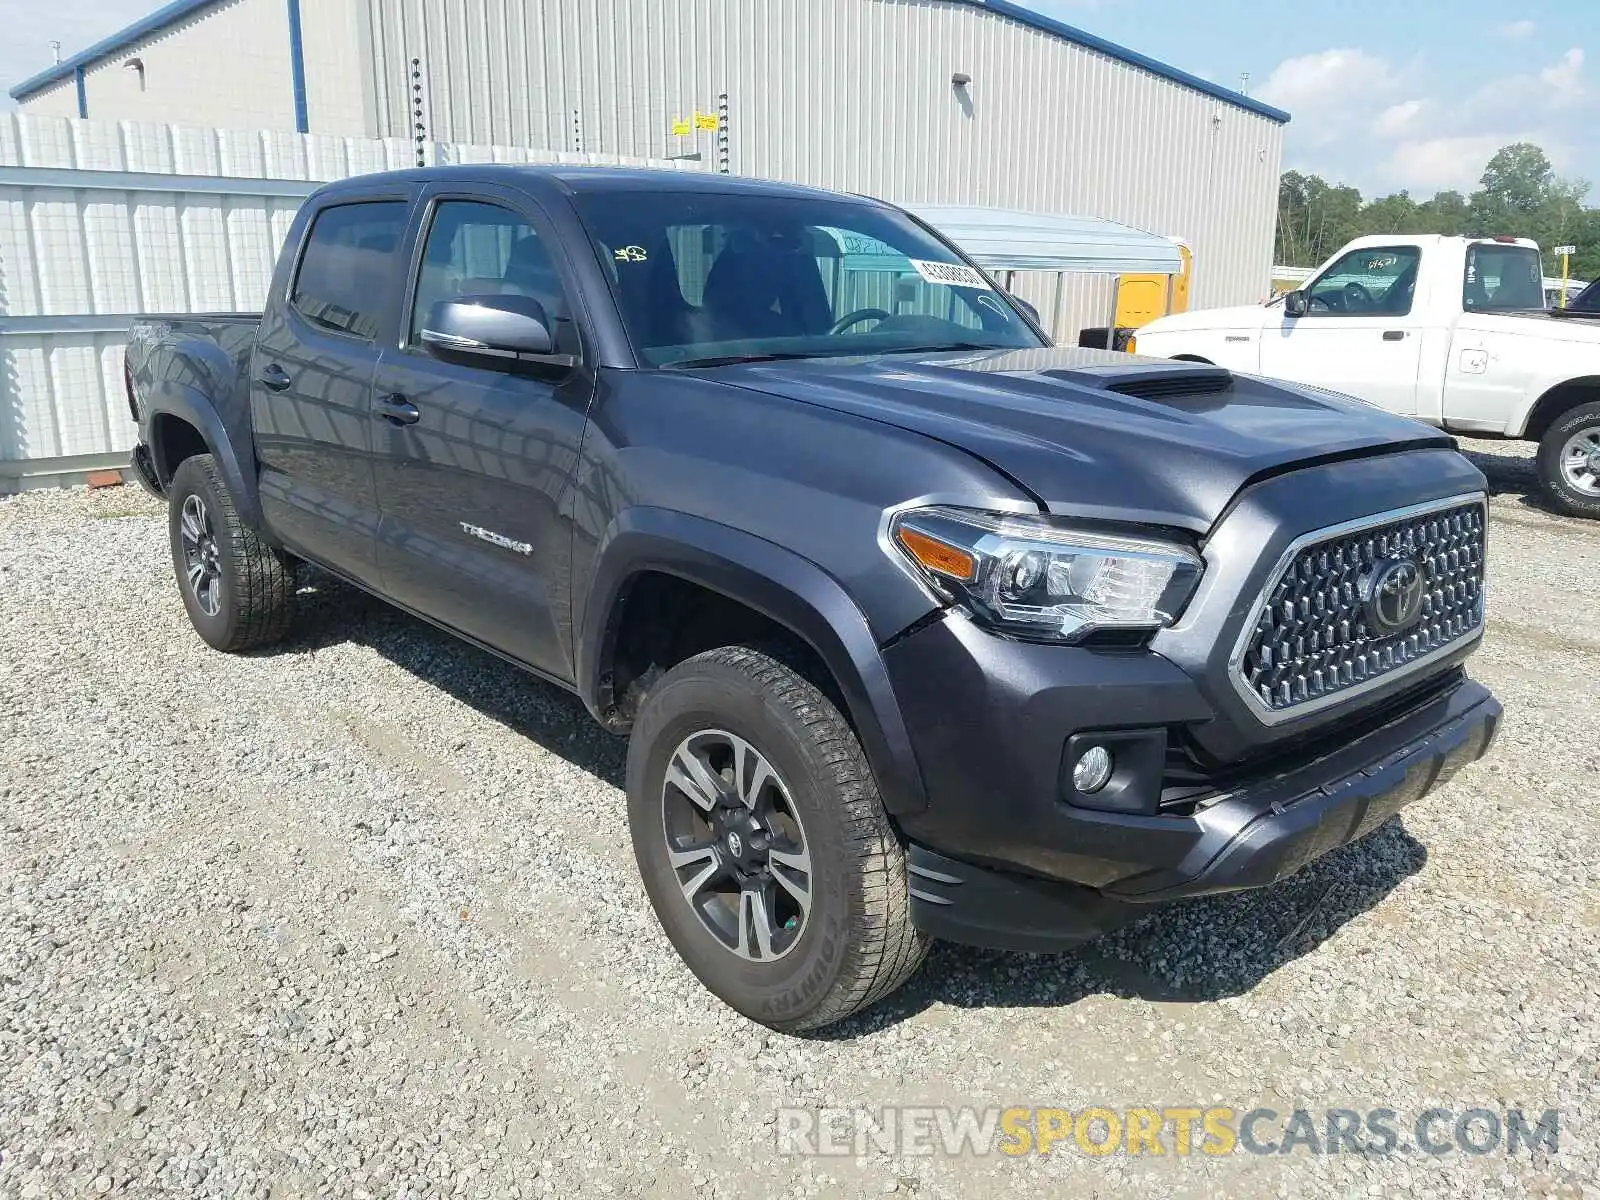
<box><xmin>1136</xmin><ymin>235</ymin><xmax>1600</xmax><ymax>517</ymax></box>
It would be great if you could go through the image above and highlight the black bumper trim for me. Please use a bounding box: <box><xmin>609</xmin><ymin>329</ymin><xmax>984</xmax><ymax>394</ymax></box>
<box><xmin>906</xmin><ymin>844</ymin><xmax>1145</xmax><ymax>953</ymax></box>
<box><xmin>906</xmin><ymin>688</ymin><xmax>1500</xmax><ymax>952</ymax></box>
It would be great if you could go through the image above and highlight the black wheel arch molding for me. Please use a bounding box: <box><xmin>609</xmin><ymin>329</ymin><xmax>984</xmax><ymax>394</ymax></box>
<box><xmin>576</xmin><ymin>506</ymin><xmax>933</xmax><ymax>817</ymax></box>
<box><xmin>140</xmin><ymin>387</ymin><xmax>264</xmax><ymax>531</ymax></box>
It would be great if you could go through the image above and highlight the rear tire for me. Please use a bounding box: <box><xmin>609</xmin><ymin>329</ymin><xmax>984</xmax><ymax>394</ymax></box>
<box><xmin>1536</xmin><ymin>401</ymin><xmax>1600</xmax><ymax>519</ymax></box>
<box><xmin>167</xmin><ymin>454</ymin><xmax>295</xmax><ymax>651</ymax></box>
<box><xmin>626</xmin><ymin>644</ymin><xmax>928</xmax><ymax>1032</ymax></box>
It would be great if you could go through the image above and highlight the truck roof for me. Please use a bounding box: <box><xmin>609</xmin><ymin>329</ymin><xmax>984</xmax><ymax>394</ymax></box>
<box><xmin>313</xmin><ymin>164</ymin><xmax>874</xmax><ymax>205</ymax></box>
<box><xmin>1338</xmin><ymin>233</ymin><xmax>1540</xmax><ymax>252</ymax></box>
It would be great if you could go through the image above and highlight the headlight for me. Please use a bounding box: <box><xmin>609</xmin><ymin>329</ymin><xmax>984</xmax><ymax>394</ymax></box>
<box><xmin>890</xmin><ymin>506</ymin><xmax>1203</xmax><ymax>644</ymax></box>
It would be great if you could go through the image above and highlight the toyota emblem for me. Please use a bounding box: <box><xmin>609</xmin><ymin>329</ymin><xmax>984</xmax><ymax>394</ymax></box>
<box><xmin>1364</xmin><ymin>558</ymin><xmax>1427</xmax><ymax>635</ymax></box>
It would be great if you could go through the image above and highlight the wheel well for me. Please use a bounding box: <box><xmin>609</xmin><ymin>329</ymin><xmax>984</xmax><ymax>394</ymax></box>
<box><xmin>1523</xmin><ymin>378</ymin><xmax>1600</xmax><ymax>442</ymax></box>
<box><xmin>149</xmin><ymin>414</ymin><xmax>210</xmax><ymax>485</ymax></box>
<box><xmin>1171</xmin><ymin>354</ymin><xmax>1214</xmax><ymax>364</ymax></box>
<box><xmin>599</xmin><ymin>571</ymin><xmax>843</xmax><ymax>731</ymax></box>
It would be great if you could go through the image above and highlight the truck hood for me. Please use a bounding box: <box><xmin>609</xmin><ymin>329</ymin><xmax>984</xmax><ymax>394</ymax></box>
<box><xmin>1138</xmin><ymin>304</ymin><xmax>1272</xmax><ymax>336</ymax></box>
<box><xmin>706</xmin><ymin>346</ymin><xmax>1452</xmax><ymax>532</ymax></box>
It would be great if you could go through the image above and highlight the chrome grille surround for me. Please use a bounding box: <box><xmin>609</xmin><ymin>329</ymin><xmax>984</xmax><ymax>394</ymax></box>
<box><xmin>1228</xmin><ymin>493</ymin><xmax>1487</xmax><ymax>725</ymax></box>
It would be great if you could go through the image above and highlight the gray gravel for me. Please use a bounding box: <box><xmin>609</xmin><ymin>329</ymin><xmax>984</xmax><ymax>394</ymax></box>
<box><xmin>1</xmin><ymin>446</ymin><xmax>1597</xmax><ymax>1199</ymax></box>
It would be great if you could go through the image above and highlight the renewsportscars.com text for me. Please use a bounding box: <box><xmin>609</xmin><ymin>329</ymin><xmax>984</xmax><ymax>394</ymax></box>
<box><xmin>775</xmin><ymin>1105</ymin><xmax>1560</xmax><ymax>1158</ymax></box>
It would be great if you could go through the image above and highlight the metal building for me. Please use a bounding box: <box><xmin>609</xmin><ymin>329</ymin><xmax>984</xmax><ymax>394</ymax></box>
<box><xmin>9</xmin><ymin>0</ymin><xmax>1288</xmax><ymax>310</ymax></box>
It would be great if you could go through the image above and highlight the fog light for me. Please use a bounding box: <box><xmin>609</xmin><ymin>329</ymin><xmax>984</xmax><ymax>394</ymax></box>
<box><xmin>1072</xmin><ymin>745</ymin><xmax>1114</xmax><ymax>793</ymax></box>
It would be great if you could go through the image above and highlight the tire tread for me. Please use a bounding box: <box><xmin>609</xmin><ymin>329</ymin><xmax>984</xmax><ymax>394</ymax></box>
<box><xmin>170</xmin><ymin>455</ymin><xmax>295</xmax><ymax>651</ymax></box>
<box><xmin>680</xmin><ymin>644</ymin><xmax>928</xmax><ymax>1032</ymax></box>
<box><xmin>1536</xmin><ymin>400</ymin><xmax>1600</xmax><ymax>520</ymax></box>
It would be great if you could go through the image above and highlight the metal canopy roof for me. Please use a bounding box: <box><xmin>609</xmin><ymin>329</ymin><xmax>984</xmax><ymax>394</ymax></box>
<box><xmin>910</xmin><ymin>205</ymin><xmax>1184</xmax><ymax>277</ymax></box>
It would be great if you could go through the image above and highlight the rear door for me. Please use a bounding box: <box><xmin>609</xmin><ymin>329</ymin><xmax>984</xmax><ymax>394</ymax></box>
<box><xmin>370</xmin><ymin>186</ymin><xmax>596</xmax><ymax>681</ymax></box>
<box><xmin>252</xmin><ymin>193</ymin><xmax>414</xmax><ymax>584</ymax></box>
<box><xmin>1259</xmin><ymin>243</ymin><xmax>1425</xmax><ymax>415</ymax></box>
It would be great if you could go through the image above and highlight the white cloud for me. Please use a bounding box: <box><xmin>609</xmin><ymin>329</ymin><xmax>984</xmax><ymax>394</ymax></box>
<box><xmin>1372</xmin><ymin>100</ymin><xmax>1426</xmax><ymax>139</ymax></box>
<box><xmin>1381</xmin><ymin>135</ymin><xmax>1518</xmax><ymax>192</ymax></box>
<box><xmin>1270</xmin><ymin>42</ymin><xmax>1594</xmax><ymax>196</ymax></box>
<box><xmin>1256</xmin><ymin>48</ymin><xmax>1399</xmax><ymax>114</ymax></box>
<box><xmin>1497</xmin><ymin>20</ymin><xmax>1538</xmax><ymax>40</ymax></box>
<box><xmin>1541</xmin><ymin>48</ymin><xmax>1586</xmax><ymax>106</ymax></box>
<box><xmin>1257</xmin><ymin>49</ymin><xmax>1405</xmax><ymax>149</ymax></box>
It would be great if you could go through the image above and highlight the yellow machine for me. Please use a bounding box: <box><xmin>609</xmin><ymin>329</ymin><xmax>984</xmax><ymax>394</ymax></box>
<box><xmin>1114</xmin><ymin>242</ymin><xmax>1192</xmax><ymax>328</ymax></box>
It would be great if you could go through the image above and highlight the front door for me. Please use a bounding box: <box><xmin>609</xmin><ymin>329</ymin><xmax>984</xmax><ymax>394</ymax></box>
<box><xmin>251</xmin><ymin>196</ymin><xmax>413</xmax><ymax>585</ymax></box>
<box><xmin>1259</xmin><ymin>243</ymin><xmax>1425</xmax><ymax>415</ymax></box>
<box><xmin>371</xmin><ymin>190</ymin><xmax>594</xmax><ymax>681</ymax></box>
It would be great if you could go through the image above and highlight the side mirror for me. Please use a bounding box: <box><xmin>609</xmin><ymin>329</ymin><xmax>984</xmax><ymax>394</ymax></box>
<box><xmin>1283</xmin><ymin>290</ymin><xmax>1310</xmax><ymax>318</ymax></box>
<box><xmin>1008</xmin><ymin>293</ymin><xmax>1041</xmax><ymax>325</ymax></box>
<box><xmin>421</xmin><ymin>295</ymin><xmax>574</xmax><ymax>371</ymax></box>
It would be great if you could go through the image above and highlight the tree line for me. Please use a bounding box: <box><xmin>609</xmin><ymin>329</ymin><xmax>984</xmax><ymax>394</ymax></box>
<box><xmin>1275</xmin><ymin>143</ymin><xmax>1598</xmax><ymax>281</ymax></box>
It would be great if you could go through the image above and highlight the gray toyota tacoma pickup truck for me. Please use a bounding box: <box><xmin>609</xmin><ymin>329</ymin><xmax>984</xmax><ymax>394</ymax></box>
<box><xmin>125</xmin><ymin>166</ymin><xmax>1501</xmax><ymax>1031</ymax></box>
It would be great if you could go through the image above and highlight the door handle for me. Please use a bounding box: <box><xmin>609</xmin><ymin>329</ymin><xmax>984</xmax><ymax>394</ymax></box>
<box><xmin>1382</xmin><ymin>330</ymin><xmax>1406</xmax><ymax>341</ymax></box>
<box><xmin>256</xmin><ymin>363</ymin><xmax>292</xmax><ymax>391</ymax></box>
<box><xmin>374</xmin><ymin>393</ymin><xmax>421</xmax><ymax>425</ymax></box>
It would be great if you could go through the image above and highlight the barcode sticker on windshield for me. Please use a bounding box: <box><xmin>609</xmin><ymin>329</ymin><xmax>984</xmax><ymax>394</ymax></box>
<box><xmin>909</xmin><ymin>259</ymin><xmax>993</xmax><ymax>291</ymax></box>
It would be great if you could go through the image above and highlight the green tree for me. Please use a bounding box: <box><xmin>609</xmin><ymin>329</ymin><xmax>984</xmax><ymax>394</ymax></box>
<box><xmin>1415</xmin><ymin>191</ymin><xmax>1469</xmax><ymax>236</ymax></box>
<box><xmin>1273</xmin><ymin>142</ymin><xmax>1598</xmax><ymax>284</ymax></box>
<box><xmin>1275</xmin><ymin>171</ymin><xmax>1364</xmax><ymax>266</ymax></box>
<box><xmin>1362</xmin><ymin>191</ymin><xmax>1419</xmax><ymax>234</ymax></box>
<box><xmin>1472</xmin><ymin>143</ymin><xmax>1556</xmax><ymax>219</ymax></box>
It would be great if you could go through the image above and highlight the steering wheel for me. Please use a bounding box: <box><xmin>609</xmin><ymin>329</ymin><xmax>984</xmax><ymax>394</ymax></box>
<box><xmin>1342</xmin><ymin>282</ymin><xmax>1374</xmax><ymax>312</ymax></box>
<box><xmin>831</xmin><ymin>308</ymin><xmax>892</xmax><ymax>335</ymax></box>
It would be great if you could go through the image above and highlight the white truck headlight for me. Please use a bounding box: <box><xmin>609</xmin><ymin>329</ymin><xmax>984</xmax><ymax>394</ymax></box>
<box><xmin>890</xmin><ymin>506</ymin><xmax>1203</xmax><ymax>644</ymax></box>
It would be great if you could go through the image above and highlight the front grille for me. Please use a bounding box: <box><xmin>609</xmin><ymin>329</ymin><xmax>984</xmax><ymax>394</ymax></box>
<box><xmin>1234</xmin><ymin>498</ymin><xmax>1485</xmax><ymax>720</ymax></box>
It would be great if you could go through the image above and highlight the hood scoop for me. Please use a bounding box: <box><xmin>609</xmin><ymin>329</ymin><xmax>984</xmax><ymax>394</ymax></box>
<box><xmin>1102</xmin><ymin>366</ymin><xmax>1234</xmax><ymax>401</ymax></box>
<box><xmin>1034</xmin><ymin>362</ymin><xmax>1235</xmax><ymax>404</ymax></box>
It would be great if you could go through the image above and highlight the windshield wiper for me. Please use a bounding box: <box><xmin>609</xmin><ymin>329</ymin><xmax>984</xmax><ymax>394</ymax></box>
<box><xmin>878</xmin><ymin>341</ymin><xmax>1008</xmax><ymax>355</ymax></box>
<box><xmin>667</xmin><ymin>351</ymin><xmax>830</xmax><ymax>368</ymax></box>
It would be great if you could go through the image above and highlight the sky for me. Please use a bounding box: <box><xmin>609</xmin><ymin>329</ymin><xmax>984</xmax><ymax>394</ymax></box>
<box><xmin>2</xmin><ymin>0</ymin><xmax>1595</xmax><ymax>201</ymax></box>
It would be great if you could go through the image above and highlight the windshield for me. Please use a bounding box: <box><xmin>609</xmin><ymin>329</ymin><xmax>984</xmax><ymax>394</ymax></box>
<box><xmin>1463</xmin><ymin>244</ymin><xmax>1545</xmax><ymax>313</ymax></box>
<box><xmin>570</xmin><ymin>190</ymin><xmax>1045</xmax><ymax>366</ymax></box>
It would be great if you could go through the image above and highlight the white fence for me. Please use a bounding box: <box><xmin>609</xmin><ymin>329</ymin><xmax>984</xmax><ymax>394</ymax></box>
<box><xmin>0</xmin><ymin>112</ymin><xmax>699</xmax><ymax>488</ymax></box>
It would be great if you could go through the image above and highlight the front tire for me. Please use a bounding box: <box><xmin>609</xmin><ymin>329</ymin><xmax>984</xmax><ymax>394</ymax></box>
<box><xmin>167</xmin><ymin>454</ymin><xmax>296</xmax><ymax>651</ymax></box>
<box><xmin>626</xmin><ymin>645</ymin><xmax>928</xmax><ymax>1032</ymax></box>
<box><xmin>1536</xmin><ymin>401</ymin><xmax>1600</xmax><ymax>519</ymax></box>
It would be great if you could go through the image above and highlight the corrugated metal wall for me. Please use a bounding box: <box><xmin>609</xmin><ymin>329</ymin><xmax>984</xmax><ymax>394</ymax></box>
<box><xmin>0</xmin><ymin>112</ymin><xmax>698</xmax><ymax>482</ymax></box>
<box><xmin>363</xmin><ymin>0</ymin><xmax>1284</xmax><ymax>316</ymax></box>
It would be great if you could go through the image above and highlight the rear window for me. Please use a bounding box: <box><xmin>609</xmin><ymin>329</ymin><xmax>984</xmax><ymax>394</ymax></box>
<box><xmin>1463</xmin><ymin>244</ymin><xmax>1545</xmax><ymax>313</ymax></box>
<box><xmin>290</xmin><ymin>201</ymin><xmax>409</xmax><ymax>340</ymax></box>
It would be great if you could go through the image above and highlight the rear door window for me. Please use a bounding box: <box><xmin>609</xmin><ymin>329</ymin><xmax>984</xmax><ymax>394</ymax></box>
<box><xmin>290</xmin><ymin>201</ymin><xmax>409</xmax><ymax>340</ymax></box>
<box><xmin>1463</xmin><ymin>244</ymin><xmax>1545</xmax><ymax>312</ymax></box>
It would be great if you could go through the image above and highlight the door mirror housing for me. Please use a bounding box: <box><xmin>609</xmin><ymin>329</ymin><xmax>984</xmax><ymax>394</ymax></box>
<box><xmin>1283</xmin><ymin>289</ymin><xmax>1310</xmax><ymax>318</ymax></box>
<box><xmin>421</xmin><ymin>295</ymin><xmax>574</xmax><ymax>371</ymax></box>
<box><xmin>1008</xmin><ymin>293</ymin><xmax>1041</xmax><ymax>325</ymax></box>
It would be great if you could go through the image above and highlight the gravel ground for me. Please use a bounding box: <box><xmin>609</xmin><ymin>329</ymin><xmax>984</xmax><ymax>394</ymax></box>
<box><xmin>1</xmin><ymin>440</ymin><xmax>1596</xmax><ymax>1199</ymax></box>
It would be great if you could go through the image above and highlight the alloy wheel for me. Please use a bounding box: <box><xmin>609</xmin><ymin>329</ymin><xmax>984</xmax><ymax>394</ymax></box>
<box><xmin>1560</xmin><ymin>427</ymin><xmax>1600</xmax><ymax>497</ymax></box>
<box><xmin>660</xmin><ymin>729</ymin><xmax>813</xmax><ymax>962</ymax></box>
<box><xmin>179</xmin><ymin>493</ymin><xmax>223</xmax><ymax>617</ymax></box>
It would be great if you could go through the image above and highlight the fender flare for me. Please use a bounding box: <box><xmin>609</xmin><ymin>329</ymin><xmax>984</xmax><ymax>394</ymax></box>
<box><xmin>576</xmin><ymin>507</ymin><xmax>930</xmax><ymax>816</ymax></box>
<box><xmin>1506</xmin><ymin>374</ymin><xmax>1600</xmax><ymax>439</ymax></box>
<box><xmin>145</xmin><ymin>385</ymin><xmax>263</xmax><ymax>529</ymax></box>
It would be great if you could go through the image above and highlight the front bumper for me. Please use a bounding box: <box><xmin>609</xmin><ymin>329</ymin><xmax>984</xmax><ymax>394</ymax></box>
<box><xmin>885</xmin><ymin>615</ymin><xmax>1500</xmax><ymax>953</ymax></box>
